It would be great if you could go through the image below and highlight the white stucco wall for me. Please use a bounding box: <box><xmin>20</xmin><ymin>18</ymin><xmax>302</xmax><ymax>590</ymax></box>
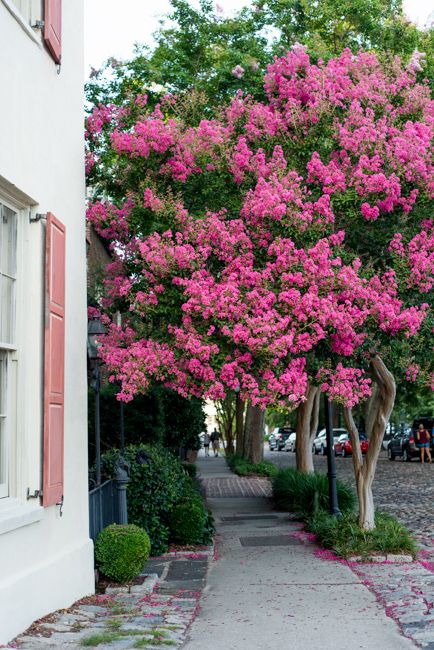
<box><xmin>0</xmin><ymin>1</ymin><xmax>94</xmax><ymax>643</ymax></box>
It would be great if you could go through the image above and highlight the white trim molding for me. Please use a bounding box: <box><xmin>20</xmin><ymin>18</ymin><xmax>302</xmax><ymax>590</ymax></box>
<box><xmin>0</xmin><ymin>498</ymin><xmax>43</xmax><ymax>535</ymax></box>
<box><xmin>0</xmin><ymin>175</ymin><xmax>37</xmax><ymax>209</ymax></box>
<box><xmin>0</xmin><ymin>0</ymin><xmax>41</xmax><ymax>46</ymax></box>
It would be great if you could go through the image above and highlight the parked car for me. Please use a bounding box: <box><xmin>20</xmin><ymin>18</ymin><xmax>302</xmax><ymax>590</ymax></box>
<box><xmin>268</xmin><ymin>433</ymin><xmax>279</xmax><ymax>451</ymax></box>
<box><xmin>283</xmin><ymin>432</ymin><xmax>297</xmax><ymax>452</ymax></box>
<box><xmin>312</xmin><ymin>428</ymin><xmax>347</xmax><ymax>455</ymax></box>
<box><xmin>383</xmin><ymin>427</ymin><xmax>410</xmax><ymax>450</ymax></box>
<box><xmin>274</xmin><ymin>427</ymin><xmax>295</xmax><ymax>451</ymax></box>
<box><xmin>334</xmin><ymin>432</ymin><xmax>369</xmax><ymax>457</ymax></box>
<box><xmin>388</xmin><ymin>430</ymin><xmax>421</xmax><ymax>461</ymax></box>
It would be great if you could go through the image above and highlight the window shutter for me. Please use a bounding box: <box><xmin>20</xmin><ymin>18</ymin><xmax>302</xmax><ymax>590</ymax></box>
<box><xmin>43</xmin><ymin>213</ymin><xmax>66</xmax><ymax>507</ymax></box>
<box><xmin>44</xmin><ymin>0</ymin><xmax>62</xmax><ymax>64</ymax></box>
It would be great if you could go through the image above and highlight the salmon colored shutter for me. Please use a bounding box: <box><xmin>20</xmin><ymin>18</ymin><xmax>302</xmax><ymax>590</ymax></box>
<box><xmin>44</xmin><ymin>0</ymin><xmax>62</xmax><ymax>64</ymax></box>
<box><xmin>43</xmin><ymin>213</ymin><xmax>66</xmax><ymax>507</ymax></box>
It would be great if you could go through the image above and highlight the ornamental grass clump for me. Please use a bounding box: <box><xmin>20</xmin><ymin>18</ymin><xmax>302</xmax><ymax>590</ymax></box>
<box><xmin>307</xmin><ymin>511</ymin><xmax>416</xmax><ymax>559</ymax></box>
<box><xmin>272</xmin><ymin>467</ymin><xmax>355</xmax><ymax>518</ymax></box>
<box><xmin>95</xmin><ymin>524</ymin><xmax>151</xmax><ymax>583</ymax></box>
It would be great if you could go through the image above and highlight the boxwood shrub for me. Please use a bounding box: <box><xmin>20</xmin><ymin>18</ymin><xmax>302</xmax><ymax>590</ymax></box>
<box><xmin>169</xmin><ymin>502</ymin><xmax>207</xmax><ymax>545</ymax></box>
<box><xmin>272</xmin><ymin>467</ymin><xmax>355</xmax><ymax>518</ymax></box>
<box><xmin>95</xmin><ymin>524</ymin><xmax>151</xmax><ymax>583</ymax></box>
<box><xmin>101</xmin><ymin>445</ymin><xmax>188</xmax><ymax>555</ymax></box>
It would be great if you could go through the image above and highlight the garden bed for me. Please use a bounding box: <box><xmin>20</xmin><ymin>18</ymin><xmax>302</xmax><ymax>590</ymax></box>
<box><xmin>271</xmin><ymin>467</ymin><xmax>417</xmax><ymax>560</ymax></box>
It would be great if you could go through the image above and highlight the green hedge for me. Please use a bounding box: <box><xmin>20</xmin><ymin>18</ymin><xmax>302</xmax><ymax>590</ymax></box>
<box><xmin>102</xmin><ymin>445</ymin><xmax>188</xmax><ymax>555</ymax></box>
<box><xmin>169</xmin><ymin>502</ymin><xmax>207</xmax><ymax>544</ymax></box>
<box><xmin>101</xmin><ymin>445</ymin><xmax>214</xmax><ymax>554</ymax></box>
<box><xmin>226</xmin><ymin>454</ymin><xmax>278</xmax><ymax>477</ymax></box>
<box><xmin>272</xmin><ymin>467</ymin><xmax>355</xmax><ymax>518</ymax></box>
<box><xmin>95</xmin><ymin>524</ymin><xmax>151</xmax><ymax>582</ymax></box>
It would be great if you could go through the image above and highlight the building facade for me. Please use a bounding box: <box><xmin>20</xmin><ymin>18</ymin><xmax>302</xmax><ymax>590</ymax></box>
<box><xmin>0</xmin><ymin>0</ymin><xmax>94</xmax><ymax>642</ymax></box>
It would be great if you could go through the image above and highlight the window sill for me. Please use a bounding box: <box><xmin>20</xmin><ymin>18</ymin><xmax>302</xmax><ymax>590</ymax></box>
<box><xmin>1</xmin><ymin>0</ymin><xmax>41</xmax><ymax>46</ymax></box>
<box><xmin>0</xmin><ymin>498</ymin><xmax>44</xmax><ymax>535</ymax></box>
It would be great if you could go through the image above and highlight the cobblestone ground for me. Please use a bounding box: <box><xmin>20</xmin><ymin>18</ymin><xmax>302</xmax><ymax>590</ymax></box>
<box><xmin>10</xmin><ymin>552</ymin><xmax>211</xmax><ymax>650</ymax></box>
<box><xmin>265</xmin><ymin>448</ymin><xmax>434</xmax><ymax>542</ymax></box>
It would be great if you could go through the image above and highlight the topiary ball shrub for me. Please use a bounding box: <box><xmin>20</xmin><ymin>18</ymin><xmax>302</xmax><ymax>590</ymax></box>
<box><xmin>95</xmin><ymin>524</ymin><xmax>151</xmax><ymax>583</ymax></box>
<box><xmin>169</xmin><ymin>502</ymin><xmax>207</xmax><ymax>545</ymax></box>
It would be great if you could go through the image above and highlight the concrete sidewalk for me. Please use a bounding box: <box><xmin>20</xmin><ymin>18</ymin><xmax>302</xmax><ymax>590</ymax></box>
<box><xmin>184</xmin><ymin>455</ymin><xmax>416</xmax><ymax>650</ymax></box>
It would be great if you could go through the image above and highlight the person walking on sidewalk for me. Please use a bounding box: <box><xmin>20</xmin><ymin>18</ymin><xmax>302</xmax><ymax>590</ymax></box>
<box><xmin>210</xmin><ymin>428</ymin><xmax>220</xmax><ymax>457</ymax></box>
<box><xmin>203</xmin><ymin>432</ymin><xmax>210</xmax><ymax>457</ymax></box>
<box><xmin>416</xmin><ymin>423</ymin><xmax>432</xmax><ymax>464</ymax></box>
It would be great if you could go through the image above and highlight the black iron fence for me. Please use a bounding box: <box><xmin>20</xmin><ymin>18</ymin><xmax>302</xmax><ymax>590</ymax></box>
<box><xmin>89</xmin><ymin>479</ymin><xmax>119</xmax><ymax>542</ymax></box>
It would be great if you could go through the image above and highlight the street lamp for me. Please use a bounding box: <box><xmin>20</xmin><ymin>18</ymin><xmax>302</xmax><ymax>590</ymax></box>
<box><xmin>87</xmin><ymin>316</ymin><xmax>106</xmax><ymax>488</ymax></box>
<box><xmin>324</xmin><ymin>395</ymin><xmax>342</xmax><ymax>517</ymax></box>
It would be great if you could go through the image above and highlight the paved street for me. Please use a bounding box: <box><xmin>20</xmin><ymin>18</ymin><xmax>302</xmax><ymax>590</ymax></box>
<box><xmin>265</xmin><ymin>448</ymin><xmax>434</xmax><ymax>543</ymax></box>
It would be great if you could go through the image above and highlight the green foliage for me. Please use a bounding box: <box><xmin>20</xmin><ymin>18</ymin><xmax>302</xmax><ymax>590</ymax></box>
<box><xmin>88</xmin><ymin>385</ymin><xmax>205</xmax><ymax>465</ymax></box>
<box><xmin>95</xmin><ymin>524</ymin><xmax>151</xmax><ymax>583</ymax></box>
<box><xmin>86</xmin><ymin>0</ymin><xmax>433</xmax><ymax>116</ymax></box>
<box><xmin>307</xmin><ymin>511</ymin><xmax>416</xmax><ymax>559</ymax></box>
<box><xmin>201</xmin><ymin>508</ymin><xmax>216</xmax><ymax>546</ymax></box>
<box><xmin>265</xmin><ymin>409</ymin><xmax>297</xmax><ymax>431</ymax></box>
<box><xmin>170</xmin><ymin>476</ymin><xmax>215</xmax><ymax>544</ymax></box>
<box><xmin>168</xmin><ymin>501</ymin><xmax>207</xmax><ymax>545</ymax></box>
<box><xmin>272</xmin><ymin>467</ymin><xmax>356</xmax><ymax>518</ymax></box>
<box><xmin>101</xmin><ymin>445</ymin><xmax>188</xmax><ymax>555</ymax></box>
<box><xmin>160</xmin><ymin>390</ymin><xmax>205</xmax><ymax>452</ymax></box>
<box><xmin>181</xmin><ymin>462</ymin><xmax>197</xmax><ymax>478</ymax></box>
<box><xmin>254</xmin><ymin>0</ymin><xmax>422</xmax><ymax>62</ymax></box>
<box><xmin>227</xmin><ymin>453</ymin><xmax>278</xmax><ymax>477</ymax></box>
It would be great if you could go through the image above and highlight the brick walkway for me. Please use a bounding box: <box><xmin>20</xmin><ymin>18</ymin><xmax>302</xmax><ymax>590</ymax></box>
<box><xmin>200</xmin><ymin>476</ymin><xmax>272</xmax><ymax>498</ymax></box>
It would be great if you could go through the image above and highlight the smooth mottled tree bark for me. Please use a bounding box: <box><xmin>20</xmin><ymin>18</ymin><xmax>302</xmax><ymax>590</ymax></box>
<box><xmin>243</xmin><ymin>403</ymin><xmax>265</xmax><ymax>464</ymax></box>
<box><xmin>343</xmin><ymin>356</ymin><xmax>396</xmax><ymax>530</ymax></box>
<box><xmin>295</xmin><ymin>385</ymin><xmax>321</xmax><ymax>472</ymax></box>
<box><xmin>215</xmin><ymin>394</ymin><xmax>236</xmax><ymax>455</ymax></box>
<box><xmin>235</xmin><ymin>393</ymin><xmax>245</xmax><ymax>455</ymax></box>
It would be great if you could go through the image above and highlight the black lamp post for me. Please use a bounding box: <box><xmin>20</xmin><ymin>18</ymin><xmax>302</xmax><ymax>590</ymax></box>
<box><xmin>324</xmin><ymin>395</ymin><xmax>342</xmax><ymax>517</ymax></box>
<box><xmin>87</xmin><ymin>316</ymin><xmax>106</xmax><ymax>488</ymax></box>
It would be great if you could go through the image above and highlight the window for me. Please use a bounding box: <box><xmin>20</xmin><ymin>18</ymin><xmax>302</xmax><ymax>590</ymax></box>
<box><xmin>0</xmin><ymin>203</ymin><xmax>17</xmax><ymax>499</ymax></box>
<box><xmin>1</xmin><ymin>0</ymin><xmax>42</xmax><ymax>28</ymax></box>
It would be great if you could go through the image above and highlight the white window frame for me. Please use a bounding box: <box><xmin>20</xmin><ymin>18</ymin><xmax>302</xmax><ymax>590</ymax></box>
<box><xmin>0</xmin><ymin>200</ymin><xmax>18</xmax><ymax>500</ymax></box>
<box><xmin>1</xmin><ymin>0</ymin><xmax>42</xmax><ymax>45</ymax></box>
<box><xmin>0</xmin><ymin>352</ymin><xmax>8</xmax><ymax>498</ymax></box>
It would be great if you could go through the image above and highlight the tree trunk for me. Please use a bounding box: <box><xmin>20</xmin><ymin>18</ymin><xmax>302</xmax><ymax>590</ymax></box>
<box><xmin>225</xmin><ymin>432</ymin><xmax>235</xmax><ymax>455</ymax></box>
<box><xmin>343</xmin><ymin>356</ymin><xmax>396</xmax><ymax>530</ymax></box>
<box><xmin>215</xmin><ymin>394</ymin><xmax>236</xmax><ymax>455</ymax></box>
<box><xmin>235</xmin><ymin>393</ymin><xmax>245</xmax><ymax>455</ymax></box>
<box><xmin>295</xmin><ymin>385</ymin><xmax>321</xmax><ymax>472</ymax></box>
<box><xmin>243</xmin><ymin>403</ymin><xmax>264</xmax><ymax>464</ymax></box>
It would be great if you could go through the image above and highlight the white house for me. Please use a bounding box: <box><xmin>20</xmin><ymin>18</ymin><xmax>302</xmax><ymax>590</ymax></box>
<box><xmin>0</xmin><ymin>0</ymin><xmax>94</xmax><ymax>643</ymax></box>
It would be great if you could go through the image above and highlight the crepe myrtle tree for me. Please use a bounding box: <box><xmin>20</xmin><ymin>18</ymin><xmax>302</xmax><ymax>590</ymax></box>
<box><xmin>87</xmin><ymin>46</ymin><xmax>433</xmax><ymax>528</ymax></box>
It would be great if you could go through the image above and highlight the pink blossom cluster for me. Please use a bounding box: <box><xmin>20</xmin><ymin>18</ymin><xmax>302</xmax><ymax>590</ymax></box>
<box><xmin>86</xmin><ymin>48</ymin><xmax>434</xmax><ymax>407</ymax></box>
<box><xmin>389</xmin><ymin>222</ymin><xmax>434</xmax><ymax>293</ymax></box>
<box><xmin>86</xmin><ymin>103</ymin><xmax>115</xmax><ymax>136</ymax></box>
<box><xmin>97</xmin><ymin>212</ymin><xmax>427</xmax><ymax>407</ymax></box>
<box><xmin>317</xmin><ymin>365</ymin><xmax>372</xmax><ymax>408</ymax></box>
<box><xmin>406</xmin><ymin>364</ymin><xmax>420</xmax><ymax>382</ymax></box>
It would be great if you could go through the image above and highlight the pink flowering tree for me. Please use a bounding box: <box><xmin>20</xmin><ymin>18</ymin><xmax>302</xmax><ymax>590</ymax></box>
<box><xmin>87</xmin><ymin>47</ymin><xmax>433</xmax><ymax>530</ymax></box>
